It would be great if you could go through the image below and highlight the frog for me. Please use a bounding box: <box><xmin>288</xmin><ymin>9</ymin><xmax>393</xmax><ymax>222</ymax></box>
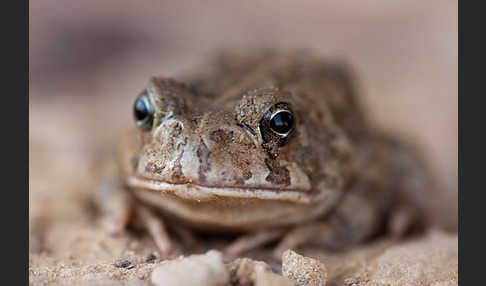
<box><xmin>96</xmin><ymin>51</ymin><xmax>432</xmax><ymax>260</ymax></box>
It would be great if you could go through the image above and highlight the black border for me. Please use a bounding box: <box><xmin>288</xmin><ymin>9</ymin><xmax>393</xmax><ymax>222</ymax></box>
<box><xmin>1</xmin><ymin>0</ymin><xmax>28</xmax><ymax>283</ymax></box>
<box><xmin>459</xmin><ymin>0</ymin><xmax>477</xmax><ymax>284</ymax></box>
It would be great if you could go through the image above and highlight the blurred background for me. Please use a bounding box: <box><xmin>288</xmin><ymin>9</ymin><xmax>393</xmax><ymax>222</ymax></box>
<box><xmin>29</xmin><ymin>1</ymin><xmax>457</xmax><ymax>230</ymax></box>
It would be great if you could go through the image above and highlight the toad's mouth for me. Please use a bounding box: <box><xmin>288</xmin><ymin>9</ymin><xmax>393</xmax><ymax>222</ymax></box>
<box><xmin>127</xmin><ymin>175</ymin><xmax>328</xmax><ymax>204</ymax></box>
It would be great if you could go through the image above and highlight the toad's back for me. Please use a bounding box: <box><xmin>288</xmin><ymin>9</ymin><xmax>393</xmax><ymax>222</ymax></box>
<box><xmin>182</xmin><ymin>51</ymin><xmax>368</xmax><ymax>139</ymax></box>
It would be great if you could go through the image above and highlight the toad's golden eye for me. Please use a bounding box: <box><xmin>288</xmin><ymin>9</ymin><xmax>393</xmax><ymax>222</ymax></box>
<box><xmin>133</xmin><ymin>93</ymin><xmax>154</xmax><ymax>131</ymax></box>
<box><xmin>260</xmin><ymin>102</ymin><xmax>295</xmax><ymax>146</ymax></box>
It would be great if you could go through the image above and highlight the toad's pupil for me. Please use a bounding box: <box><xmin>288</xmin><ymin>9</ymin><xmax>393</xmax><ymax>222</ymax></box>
<box><xmin>270</xmin><ymin>111</ymin><xmax>294</xmax><ymax>134</ymax></box>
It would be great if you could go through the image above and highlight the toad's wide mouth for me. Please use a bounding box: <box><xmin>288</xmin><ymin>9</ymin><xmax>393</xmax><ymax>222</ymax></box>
<box><xmin>126</xmin><ymin>175</ymin><xmax>331</xmax><ymax>204</ymax></box>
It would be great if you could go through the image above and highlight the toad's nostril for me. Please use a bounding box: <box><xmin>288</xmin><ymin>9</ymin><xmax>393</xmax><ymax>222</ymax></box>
<box><xmin>172</xmin><ymin>122</ymin><xmax>183</xmax><ymax>136</ymax></box>
<box><xmin>239</xmin><ymin>122</ymin><xmax>256</xmax><ymax>136</ymax></box>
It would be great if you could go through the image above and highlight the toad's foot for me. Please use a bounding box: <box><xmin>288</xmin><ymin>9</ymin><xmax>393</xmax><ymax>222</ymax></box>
<box><xmin>387</xmin><ymin>205</ymin><xmax>421</xmax><ymax>238</ymax></box>
<box><xmin>271</xmin><ymin>221</ymin><xmax>350</xmax><ymax>260</ymax></box>
<box><xmin>96</xmin><ymin>179</ymin><xmax>178</xmax><ymax>257</ymax></box>
<box><xmin>134</xmin><ymin>203</ymin><xmax>173</xmax><ymax>256</ymax></box>
<box><xmin>223</xmin><ymin>228</ymin><xmax>287</xmax><ymax>259</ymax></box>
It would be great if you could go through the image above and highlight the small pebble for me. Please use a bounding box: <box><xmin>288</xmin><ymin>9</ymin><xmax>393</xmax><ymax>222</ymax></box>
<box><xmin>227</xmin><ymin>257</ymin><xmax>273</xmax><ymax>286</ymax></box>
<box><xmin>343</xmin><ymin>277</ymin><xmax>358</xmax><ymax>285</ymax></box>
<box><xmin>282</xmin><ymin>250</ymin><xmax>328</xmax><ymax>286</ymax></box>
<box><xmin>151</xmin><ymin>250</ymin><xmax>229</xmax><ymax>286</ymax></box>
<box><xmin>146</xmin><ymin>253</ymin><xmax>157</xmax><ymax>263</ymax></box>
<box><xmin>113</xmin><ymin>258</ymin><xmax>133</xmax><ymax>269</ymax></box>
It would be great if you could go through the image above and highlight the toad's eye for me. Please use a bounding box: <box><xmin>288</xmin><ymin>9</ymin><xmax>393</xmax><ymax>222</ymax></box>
<box><xmin>270</xmin><ymin>110</ymin><xmax>294</xmax><ymax>135</ymax></box>
<box><xmin>133</xmin><ymin>93</ymin><xmax>154</xmax><ymax>131</ymax></box>
<box><xmin>260</xmin><ymin>102</ymin><xmax>295</xmax><ymax>146</ymax></box>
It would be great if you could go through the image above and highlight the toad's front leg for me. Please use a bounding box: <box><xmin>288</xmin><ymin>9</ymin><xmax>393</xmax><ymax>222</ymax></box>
<box><xmin>96</xmin><ymin>176</ymin><xmax>174</xmax><ymax>256</ymax></box>
<box><xmin>223</xmin><ymin>228</ymin><xmax>288</xmax><ymax>258</ymax></box>
<box><xmin>96</xmin><ymin>178</ymin><xmax>132</xmax><ymax>237</ymax></box>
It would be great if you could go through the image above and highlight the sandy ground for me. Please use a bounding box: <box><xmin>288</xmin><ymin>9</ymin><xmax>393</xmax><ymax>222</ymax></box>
<box><xmin>28</xmin><ymin>80</ymin><xmax>458</xmax><ymax>286</ymax></box>
<box><xmin>29</xmin><ymin>1</ymin><xmax>457</xmax><ymax>285</ymax></box>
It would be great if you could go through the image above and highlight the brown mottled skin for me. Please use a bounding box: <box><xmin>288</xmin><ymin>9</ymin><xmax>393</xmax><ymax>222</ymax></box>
<box><xmin>98</xmin><ymin>51</ymin><xmax>432</xmax><ymax>258</ymax></box>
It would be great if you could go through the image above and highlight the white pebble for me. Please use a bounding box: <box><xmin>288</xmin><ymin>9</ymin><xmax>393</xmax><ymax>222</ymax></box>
<box><xmin>151</xmin><ymin>250</ymin><xmax>229</xmax><ymax>286</ymax></box>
